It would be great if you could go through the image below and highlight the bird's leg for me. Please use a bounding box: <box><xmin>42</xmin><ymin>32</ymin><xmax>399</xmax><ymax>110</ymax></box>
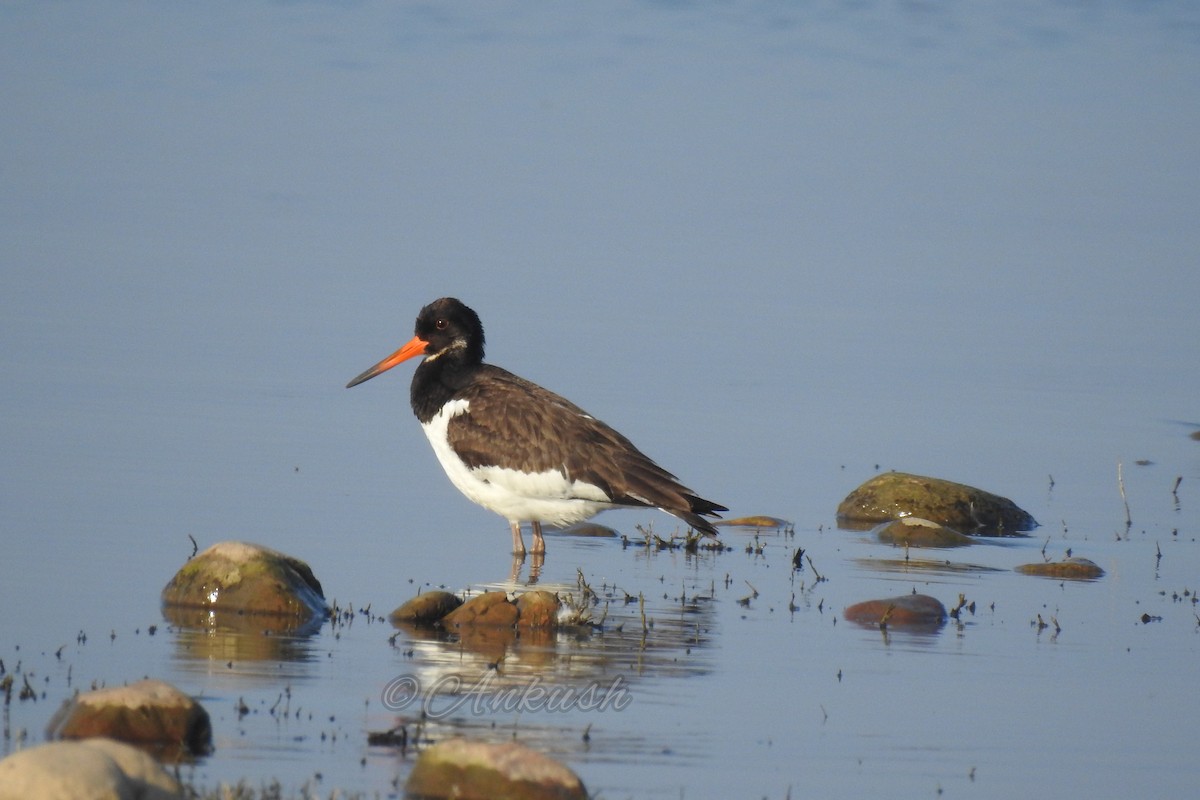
<box><xmin>510</xmin><ymin>521</ymin><xmax>527</xmax><ymax>556</ymax></box>
<box><xmin>530</xmin><ymin>521</ymin><xmax>546</xmax><ymax>555</ymax></box>
<box><xmin>527</xmin><ymin>552</ymin><xmax>543</xmax><ymax>584</ymax></box>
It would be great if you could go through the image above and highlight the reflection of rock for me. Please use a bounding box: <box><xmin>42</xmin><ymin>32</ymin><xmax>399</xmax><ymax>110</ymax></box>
<box><xmin>390</xmin><ymin>581</ymin><xmax>715</xmax><ymax>699</ymax></box>
<box><xmin>837</xmin><ymin>472</ymin><xmax>1037</xmax><ymax>534</ymax></box>
<box><xmin>46</xmin><ymin>679</ymin><xmax>211</xmax><ymax>759</ymax></box>
<box><xmin>844</xmin><ymin>594</ymin><xmax>947</xmax><ymax>628</ymax></box>
<box><xmin>163</xmin><ymin>610</ymin><xmax>321</xmax><ymax>663</ymax></box>
<box><xmin>874</xmin><ymin>517</ymin><xmax>975</xmax><ymax>548</ymax></box>
<box><xmin>161</xmin><ymin>541</ymin><xmax>327</xmax><ymax>621</ymax></box>
<box><xmin>405</xmin><ymin>738</ymin><xmax>587</xmax><ymax>800</ymax></box>
<box><xmin>0</xmin><ymin>738</ymin><xmax>183</xmax><ymax>800</ymax></box>
<box><xmin>390</xmin><ymin>590</ymin><xmax>463</xmax><ymax>625</ymax></box>
<box><xmin>1016</xmin><ymin>557</ymin><xmax>1104</xmax><ymax>580</ymax></box>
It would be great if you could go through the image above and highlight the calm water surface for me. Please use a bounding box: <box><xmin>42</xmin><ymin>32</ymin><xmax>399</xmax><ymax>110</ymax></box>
<box><xmin>2</xmin><ymin>2</ymin><xmax>1199</xmax><ymax>798</ymax></box>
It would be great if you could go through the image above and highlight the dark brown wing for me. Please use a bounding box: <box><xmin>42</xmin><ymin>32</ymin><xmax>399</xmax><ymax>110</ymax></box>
<box><xmin>446</xmin><ymin>365</ymin><xmax>725</xmax><ymax>534</ymax></box>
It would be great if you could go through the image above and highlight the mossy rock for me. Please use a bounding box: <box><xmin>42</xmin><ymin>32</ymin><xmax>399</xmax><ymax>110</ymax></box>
<box><xmin>837</xmin><ymin>472</ymin><xmax>1037</xmax><ymax>535</ymax></box>
<box><xmin>390</xmin><ymin>590</ymin><xmax>463</xmax><ymax>625</ymax></box>
<box><xmin>161</xmin><ymin>541</ymin><xmax>326</xmax><ymax>621</ymax></box>
<box><xmin>1016</xmin><ymin>557</ymin><xmax>1104</xmax><ymax>580</ymax></box>
<box><xmin>405</xmin><ymin>738</ymin><xmax>587</xmax><ymax>800</ymax></box>
<box><xmin>874</xmin><ymin>517</ymin><xmax>975</xmax><ymax>548</ymax></box>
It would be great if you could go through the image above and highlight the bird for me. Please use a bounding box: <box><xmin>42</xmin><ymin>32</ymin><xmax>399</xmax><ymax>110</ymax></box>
<box><xmin>346</xmin><ymin>297</ymin><xmax>726</xmax><ymax>556</ymax></box>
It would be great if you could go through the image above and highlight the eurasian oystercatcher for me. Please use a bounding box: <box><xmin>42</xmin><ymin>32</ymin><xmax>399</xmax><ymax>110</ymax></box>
<box><xmin>346</xmin><ymin>297</ymin><xmax>726</xmax><ymax>556</ymax></box>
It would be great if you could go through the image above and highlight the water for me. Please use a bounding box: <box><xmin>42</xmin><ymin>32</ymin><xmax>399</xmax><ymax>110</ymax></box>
<box><xmin>2</xmin><ymin>1</ymin><xmax>1199</xmax><ymax>797</ymax></box>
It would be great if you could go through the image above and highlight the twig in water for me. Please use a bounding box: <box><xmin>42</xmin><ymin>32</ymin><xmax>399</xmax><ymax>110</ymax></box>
<box><xmin>878</xmin><ymin>604</ymin><xmax>896</xmax><ymax>630</ymax></box>
<box><xmin>1118</xmin><ymin>461</ymin><xmax>1131</xmax><ymax>530</ymax></box>
<box><xmin>806</xmin><ymin>554</ymin><xmax>826</xmax><ymax>583</ymax></box>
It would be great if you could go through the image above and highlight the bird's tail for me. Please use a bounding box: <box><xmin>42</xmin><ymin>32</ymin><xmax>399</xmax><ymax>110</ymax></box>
<box><xmin>679</xmin><ymin>495</ymin><xmax>728</xmax><ymax>538</ymax></box>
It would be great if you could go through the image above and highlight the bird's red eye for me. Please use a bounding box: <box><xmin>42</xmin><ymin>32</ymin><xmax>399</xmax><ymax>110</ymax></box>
<box><xmin>435</xmin><ymin>318</ymin><xmax>448</xmax><ymax>330</ymax></box>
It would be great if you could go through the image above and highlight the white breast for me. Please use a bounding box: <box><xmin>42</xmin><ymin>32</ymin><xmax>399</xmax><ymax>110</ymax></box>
<box><xmin>420</xmin><ymin>399</ymin><xmax>615</xmax><ymax>526</ymax></box>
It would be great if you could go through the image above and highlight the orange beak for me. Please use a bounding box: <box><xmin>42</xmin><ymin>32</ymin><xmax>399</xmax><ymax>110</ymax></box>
<box><xmin>345</xmin><ymin>335</ymin><xmax>428</xmax><ymax>388</ymax></box>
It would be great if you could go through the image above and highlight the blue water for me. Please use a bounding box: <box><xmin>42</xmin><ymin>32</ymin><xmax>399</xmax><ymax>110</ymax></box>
<box><xmin>3</xmin><ymin>2</ymin><xmax>1199</xmax><ymax>797</ymax></box>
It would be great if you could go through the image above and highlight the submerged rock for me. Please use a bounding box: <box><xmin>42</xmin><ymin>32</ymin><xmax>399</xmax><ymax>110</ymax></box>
<box><xmin>46</xmin><ymin>678</ymin><xmax>212</xmax><ymax>758</ymax></box>
<box><xmin>837</xmin><ymin>472</ymin><xmax>1037</xmax><ymax>535</ymax></box>
<box><xmin>1016</xmin><ymin>557</ymin><xmax>1104</xmax><ymax>580</ymax></box>
<box><xmin>0</xmin><ymin>738</ymin><xmax>183</xmax><ymax>800</ymax></box>
<box><xmin>874</xmin><ymin>517</ymin><xmax>975</xmax><ymax>548</ymax></box>
<box><xmin>844</xmin><ymin>594</ymin><xmax>947</xmax><ymax>627</ymax></box>
<box><xmin>441</xmin><ymin>591</ymin><xmax>519</xmax><ymax>629</ymax></box>
<box><xmin>161</xmin><ymin>541</ymin><xmax>327</xmax><ymax>621</ymax></box>
<box><xmin>405</xmin><ymin>738</ymin><xmax>587</xmax><ymax>800</ymax></box>
<box><xmin>390</xmin><ymin>590</ymin><xmax>464</xmax><ymax>625</ymax></box>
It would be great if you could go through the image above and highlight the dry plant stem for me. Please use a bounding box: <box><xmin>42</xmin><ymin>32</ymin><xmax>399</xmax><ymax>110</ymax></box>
<box><xmin>1118</xmin><ymin>461</ymin><xmax>1132</xmax><ymax>530</ymax></box>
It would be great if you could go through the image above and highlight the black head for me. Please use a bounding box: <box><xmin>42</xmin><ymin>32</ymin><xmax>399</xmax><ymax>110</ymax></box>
<box><xmin>346</xmin><ymin>297</ymin><xmax>485</xmax><ymax>388</ymax></box>
<box><xmin>414</xmin><ymin>297</ymin><xmax>485</xmax><ymax>364</ymax></box>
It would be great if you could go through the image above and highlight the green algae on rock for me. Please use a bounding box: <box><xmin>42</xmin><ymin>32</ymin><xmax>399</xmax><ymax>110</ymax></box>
<box><xmin>837</xmin><ymin>471</ymin><xmax>1037</xmax><ymax>535</ymax></box>
<box><xmin>161</xmin><ymin>541</ymin><xmax>327</xmax><ymax>621</ymax></box>
<box><xmin>1015</xmin><ymin>557</ymin><xmax>1105</xmax><ymax>580</ymax></box>
<box><xmin>45</xmin><ymin>679</ymin><xmax>212</xmax><ymax>758</ymax></box>
<box><xmin>405</xmin><ymin>738</ymin><xmax>587</xmax><ymax>800</ymax></box>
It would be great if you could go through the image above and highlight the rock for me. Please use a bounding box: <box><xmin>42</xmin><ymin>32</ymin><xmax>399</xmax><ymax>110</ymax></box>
<box><xmin>555</xmin><ymin>523</ymin><xmax>620</xmax><ymax>537</ymax></box>
<box><xmin>441</xmin><ymin>591</ymin><xmax>519</xmax><ymax>629</ymax></box>
<box><xmin>715</xmin><ymin>515</ymin><xmax>791</xmax><ymax>528</ymax></box>
<box><xmin>515</xmin><ymin>590</ymin><xmax>561</xmax><ymax>628</ymax></box>
<box><xmin>405</xmin><ymin>738</ymin><xmax>587</xmax><ymax>800</ymax></box>
<box><xmin>390</xmin><ymin>590</ymin><xmax>464</xmax><ymax>625</ymax></box>
<box><xmin>874</xmin><ymin>517</ymin><xmax>975</xmax><ymax>548</ymax></box>
<box><xmin>46</xmin><ymin>678</ymin><xmax>212</xmax><ymax>757</ymax></box>
<box><xmin>837</xmin><ymin>472</ymin><xmax>1037</xmax><ymax>535</ymax></box>
<box><xmin>161</xmin><ymin>541</ymin><xmax>327</xmax><ymax>621</ymax></box>
<box><xmin>1016</xmin><ymin>557</ymin><xmax>1104</xmax><ymax>580</ymax></box>
<box><xmin>0</xmin><ymin>738</ymin><xmax>183</xmax><ymax>800</ymax></box>
<box><xmin>844</xmin><ymin>594</ymin><xmax>947</xmax><ymax>627</ymax></box>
